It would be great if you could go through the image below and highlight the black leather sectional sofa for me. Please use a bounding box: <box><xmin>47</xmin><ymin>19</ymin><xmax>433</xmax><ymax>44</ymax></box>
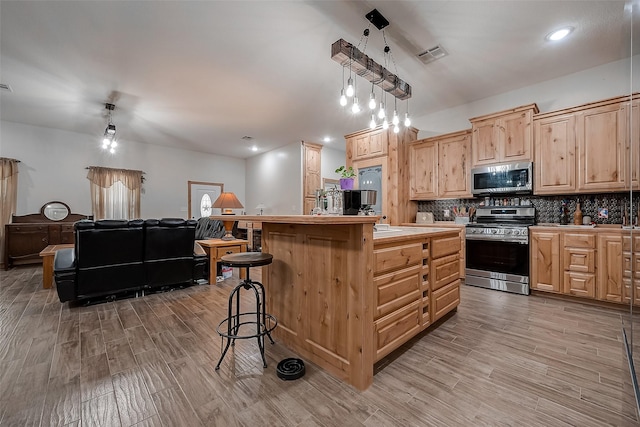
<box><xmin>54</xmin><ymin>218</ymin><xmax>207</xmax><ymax>303</ymax></box>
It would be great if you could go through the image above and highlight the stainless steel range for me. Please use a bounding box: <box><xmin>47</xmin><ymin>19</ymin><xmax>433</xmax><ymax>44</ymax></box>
<box><xmin>465</xmin><ymin>206</ymin><xmax>535</xmax><ymax>295</ymax></box>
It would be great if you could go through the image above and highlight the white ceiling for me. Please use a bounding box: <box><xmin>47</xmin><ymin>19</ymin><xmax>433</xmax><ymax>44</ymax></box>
<box><xmin>0</xmin><ymin>1</ymin><xmax>636</xmax><ymax>158</ymax></box>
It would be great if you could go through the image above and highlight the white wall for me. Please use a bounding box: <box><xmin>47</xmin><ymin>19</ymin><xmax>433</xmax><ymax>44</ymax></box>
<box><xmin>321</xmin><ymin>146</ymin><xmax>347</xmax><ymax>184</ymax></box>
<box><xmin>245</xmin><ymin>142</ymin><xmax>302</xmax><ymax>215</ymax></box>
<box><xmin>0</xmin><ymin>121</ymin><xmax>246</xmax><ymax>218</ymax></box>
<box><xmin>414</xmin><ymin>55</ymin><xmax>638</xmax><ymax>138</ymax></box>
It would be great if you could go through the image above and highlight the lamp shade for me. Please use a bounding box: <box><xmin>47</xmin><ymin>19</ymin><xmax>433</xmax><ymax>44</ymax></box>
<box><xmin>212</xmin><ymin>192</ymin><xmax>244</xmax><ymax>211</ymax></box>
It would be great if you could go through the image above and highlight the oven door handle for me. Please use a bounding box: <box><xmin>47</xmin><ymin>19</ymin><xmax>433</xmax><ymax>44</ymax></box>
<box><xmin>465</xmin><ymin>236</ymin><xmax>528</xmax><ymax>244</ymax></box>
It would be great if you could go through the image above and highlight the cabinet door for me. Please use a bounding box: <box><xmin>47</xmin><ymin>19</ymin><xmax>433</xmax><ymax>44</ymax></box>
<box><xmin>438</xmin><ymin>133</ymin><xmax>471</xmax><ymax>198</ymax></box>
<box><xmin>409</xmin><ymin>140</ymin><xmax>438</xmax><ymax>199</ymax></box>
<box><xmin>564</xmin><ymin>271</ymin><xmax>596</xmax><ymax>298</ymax></box>
<box><xmin>499</xmin><ymin>110</ymin><xmax>532</xmax><ymax>162</ymax></box>
<box><xmin>368</xmin><ymin>130</ymin><xmax>386</xmax><ymax>157</ymax></box>
<box><xmin>471</xmin><ymin>118</ymin><xmax>499</xmax><ymax>166</ymax></box>
<box><xmin>624</xmin><ymin>99</ymin><xmax>640</xmax><ymax>189</ymax></box>
<box><xmin>597</xmin><ymin>234</ymin><xmax>624</xmax><ymax>302</ymax></box>
<box><xmin>530</xmin><ymin>231</ymin><xmax>561</xmax><ymax>293</ymax></box>
<box><xmin>354</xmin><ymin>134</ymin><xmax>370</xmax><ymax>158</ymax></box>
<box><xmin>534</xmin><ymin>113</ymin><xmax>576</xmax><ymax>195</ymax></box>
<box><xmin>303</xmin><ymin>143</ymin><xmax>321</xmax><ymax>198</ymax></box>
<box><xmin>577</xmin><ymin>103</ymin><xmax>626</xmax><ymax>192</ymax></box>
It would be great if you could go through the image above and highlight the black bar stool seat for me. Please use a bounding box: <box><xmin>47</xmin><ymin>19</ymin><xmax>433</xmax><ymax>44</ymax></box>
<box><xmin>214</xmin><ymin>252</ymin><xmax>277</xmax><ymax>370</ymax></box>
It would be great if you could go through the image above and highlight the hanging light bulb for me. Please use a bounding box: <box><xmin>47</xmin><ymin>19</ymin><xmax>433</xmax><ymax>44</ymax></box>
<box><xmin>392</xmin><ymin>109</ymin><xmax>400</xmax><ymax>126</ymax></box>
<box><xmin>111</xmin><ymin>140</ymin><xmax>118</xmax><ymax>148</ymax></box>
<box><xmin>368</xmin><ymin>84</ymin><xmax>376</xmax><ymax>110</ymax></box>
<box><xmin>404</xmin><ymin>112</ymin><xmax>411</xmax><ymax>127</ymax></box>
<box><xmin>346</xmin><ymin>77</ymin><xmax>354</xmax><ymax>97</ymax></box>
<box><xmin>109</xmin><ymin>147</ymin><xmax>115</xmax><ymax>154</ymax></box>
<box><xmin>339</xmin><ymin>89</ymin><xmax>347</xmax><ymax>107</ymax></box>
<box><xmin>369</xmin><ymin>115</ymin><xmax>377</xmax><ymax>129</ymax></box>
<box><xmin>382</xmin><ymin>119</ymin><xmax>389</xmax><ymax>130</ymax></box>
<box><xmin>351</xmin><ymin>97</ymin><xmax>361</xmax><ymax>113</ymax></box>
<box><xmin>377</xmin><ymin>102</ymin><xmax>385</xmax><ymax>119</ymax></box>
<box><xmin>393</xmin><ymin>124</ymin><xmax>400</xmax><ymax>134</ymax></box>
<box><xmin>102</xmin><ymin>137</ymin><xmax>110</xmax><ymax>149</ymax></box>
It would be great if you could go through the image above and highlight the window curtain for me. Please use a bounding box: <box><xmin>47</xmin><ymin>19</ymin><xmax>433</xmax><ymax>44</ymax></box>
<box><xmin>0</xmin><ymin>158</ymin><xmax>19</xmax><ymax>268</ymax></box>
<box><xmin>87</xmin><ymin>166</ymin><xmax>142</xmax><ymax>220</ymax></box>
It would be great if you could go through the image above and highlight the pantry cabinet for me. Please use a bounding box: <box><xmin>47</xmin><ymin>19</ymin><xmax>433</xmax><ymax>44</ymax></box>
<box><xmin>470</xmin><ymin>104</ymin><xmax>538</xmax><ymax>167</ymax></box>
<box><xmin>409</xmin><ymin>130</ymin><xmax>471</xmax><ymax>200</ymax></box>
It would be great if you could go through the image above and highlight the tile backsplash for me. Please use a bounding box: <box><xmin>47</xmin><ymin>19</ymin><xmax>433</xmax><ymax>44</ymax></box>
<box><xmin>418</xmin><ymin>193</ymin><xmax>638</xmax><ymax>224</ymax></box>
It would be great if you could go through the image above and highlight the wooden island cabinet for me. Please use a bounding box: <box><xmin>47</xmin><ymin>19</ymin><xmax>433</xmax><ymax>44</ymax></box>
<box><xmin>210</xmin><ymin>215</ymin><xmax>461</xmax><ymax>390</ymax></box>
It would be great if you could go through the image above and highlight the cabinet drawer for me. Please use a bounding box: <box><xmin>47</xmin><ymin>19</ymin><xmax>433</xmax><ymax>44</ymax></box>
<box><xmin>374</xmin><ymin>241</ymin><xmax>422</xmax><ymax>275</ymax></box>
<box><xmin>9</xmin><ymin>225</ymin><xmax>47</xmax><ymax>233</ymax></box>
<box><xmin>563</xmin><ymin>271</ymin><xmax>596</xmax><ymax>298</ymax></box>
<box><xmin>431</xmin><ymin>254</ymin><xmax>460</xmax><ymax>291</ymax></box>
<box><xmin>563</xmin><ymin>248</ymin><xmax>595</xmax><ymax>273</ymax></box>
<box><xmin>216</xmin><ymin>245</ymin><xmax>242</xmax><ymax>258</ymax></box>
<box><xmin>564</xmin><ymin>233</ymin><xmax>595</xmax><ymax>248</ymax></box>
<box><xmin>374</xmin><ymin>265</ymin><xmax>421</xmax><ymax>319</ymax></box>
<box><xmin>432</xmin><ymin>280</ymin><xmax>460</xmax><ymax>322</ymax></box>
<box><xmin>431</xmin><ymin>236</ymin><xmax>461</xmax><ymax>259</ymax></box>
<box><xmin>374</xmin><ymin>301</ymin><xmax>421</xmax><ymax>362</ymax></box>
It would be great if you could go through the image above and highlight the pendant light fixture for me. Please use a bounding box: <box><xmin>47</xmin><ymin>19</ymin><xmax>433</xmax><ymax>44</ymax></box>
<box><xmin>331</xmin><ymin>9</ymin><xmax>412</xmax><ymax>131</ymax></box>
<box><xmin>101</xmin><ymin>103</ymin><xmax>118</xmax><ymax>153</ymax></box>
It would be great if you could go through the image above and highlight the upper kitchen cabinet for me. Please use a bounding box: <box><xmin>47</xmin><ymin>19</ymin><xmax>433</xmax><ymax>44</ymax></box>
<box><xmin>533</xmin><ymin>95</ymin><xmax>639</xmax><ymax>195</ymax></box>
<box><xmin>470</xmin><ymin>104</ymin><xmax>539</xmax><ymax>167</ymax></box>
<box><xmin>534</xmin><ymin>113</ymin><xmax>576</xmax><ymax>194</ymax></box>
<box><xmin>409</xmin><ymin>130</ymin><xmax>472</xmax><ymax>200</ymax></box>
<box><xmin>346</xmin><ymin>127</ymin><xmax>388</xmax><ymax>161</ymax></box>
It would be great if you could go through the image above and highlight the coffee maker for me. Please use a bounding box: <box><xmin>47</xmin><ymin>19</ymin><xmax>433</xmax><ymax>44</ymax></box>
<box><xmin>343</xmin><ymin>190</ymin><xmax>377</xmax><ymax>215</ymax></box>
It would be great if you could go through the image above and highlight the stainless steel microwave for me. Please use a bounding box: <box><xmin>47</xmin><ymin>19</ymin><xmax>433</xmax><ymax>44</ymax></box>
<box><xmin>470</xmin><ymin>162</ymin><xmax>533</xmax><ymax>195</ymax></box>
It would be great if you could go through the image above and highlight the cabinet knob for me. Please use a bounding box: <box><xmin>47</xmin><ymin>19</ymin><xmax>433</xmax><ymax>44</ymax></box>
<box><xmin>226</xmin><ymin>250</ymin><xmax>233</xmax><ymax>254</ymax></box>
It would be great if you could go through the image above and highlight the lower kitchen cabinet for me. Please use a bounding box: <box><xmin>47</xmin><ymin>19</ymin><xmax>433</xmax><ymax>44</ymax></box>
<box><xmin>597</xmin><ymin>234</ymin><xmax>624</xmax><ymax>302</ymax></box>
<box><xmin>530</xmin><ymin>230</ymin><xmax>562</xmax><ymax>293</ymax></box>
<box><xmin>373</xmin><ymin>233</ymin><xmax>460</xmax><ymax>361</ymax></box>
<box><xmin>563</xmin><ymin>232</ymin><xmax>596</xmax><ymax>298</ymax></box>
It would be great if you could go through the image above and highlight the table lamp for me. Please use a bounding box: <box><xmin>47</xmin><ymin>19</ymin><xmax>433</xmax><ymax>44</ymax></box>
<box><xmin>212</xmin><ymin>192</ymin><xmax>244</xmax><ymax>240</ymax></box>
<box><xmin>255</xmin><ymin>203</ymin><xmax>266</xmax><ymax>215</ymax></box>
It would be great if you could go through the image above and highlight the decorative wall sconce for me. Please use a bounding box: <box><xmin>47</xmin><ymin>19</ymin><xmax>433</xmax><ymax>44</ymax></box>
<box><xmin>331</xmin><ymin>9</ymin><xmax>412</xmax><ymax>133</ymax></box>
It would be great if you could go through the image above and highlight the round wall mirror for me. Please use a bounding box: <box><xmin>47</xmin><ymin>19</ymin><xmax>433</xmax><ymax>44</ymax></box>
<box><xmin>41</xmin><ymin>201</ymin><xmax>70</xmax><ymax>221</ymax></box>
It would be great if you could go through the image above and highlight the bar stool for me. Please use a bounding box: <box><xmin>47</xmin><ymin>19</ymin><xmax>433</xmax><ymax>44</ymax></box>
<box><xmin>215</xmin><ymin>252</ymin><xmax>277</xmax><ymax>370</ymax></box>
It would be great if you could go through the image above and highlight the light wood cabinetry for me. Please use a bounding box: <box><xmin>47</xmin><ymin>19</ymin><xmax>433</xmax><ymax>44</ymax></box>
<box><xmin>534</xmin><ymin>113</ymin><xmax>576</xmax><ymax>194</ymax></box>
<box><xmin>623</xmin><ymin>236</ymin><xmax>640</xmax><ymax>305</ymax></box>
<box><xmin>533</xmin><ymin>95</ymin><xmax>639</xmax><ymax>195</ymax></box>
<box><xmin>470</xmin><ymin>104</ymin><xmax>538</xmax><ymax>167</ymax></box>
<box><xmin>563</xmin><ymin>233</ymin><xmax>596</xmax><ymax>298</ymax></box>
<box><xmin>409</xmin><ymin>130</ymin><xmax>471</xmax><ymax>200</ymax></box>
<box><xmin>530</xmin><ymin>230</ymin><xmax>562</xmax><ymax>293</ymax></box>
<box><xmin>346</xmin><ymin>126</ymin><xmax>418</xmax><ymax>225</ymax></box>
<box><xmin>349</xmin><ymin>128</ymin><xmax>388</xmax><ymax>160</ymax></box>
<box><xmin>302</xmin><ymin>142</ymin><xmax>322</xmax><ymax>215</ymax></box>
<box><xmin>409</xmin><ymin>139</ymin><xmax>438</xmax><ymax>199</ymax></box>
<box><xmin>597</xmin><ymin>234</ymin><xmax>624</xmax><ymax>302</ymax></box>
<box><xmin>372</xmin><ymin>232</ymin><xmax>460</xmax><ymax>362</ymax></box>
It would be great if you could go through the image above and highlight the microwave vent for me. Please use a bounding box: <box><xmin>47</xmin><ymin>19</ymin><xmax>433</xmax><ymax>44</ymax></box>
<box><xmin>417</xmin><ymin>45</ymin><xmax>448</xmax><ymax>64</ymax></box>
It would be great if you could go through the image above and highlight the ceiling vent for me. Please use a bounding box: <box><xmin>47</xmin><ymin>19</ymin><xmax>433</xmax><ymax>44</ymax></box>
<box><xmin>417</xmin><ymin>45</ymin><xmax>448</xmax><ymax>64</ymax></box>
<box><xmin>0</xmin><ymin>83</ymin><xmax>13</xmax><ymax>92</ymax></box>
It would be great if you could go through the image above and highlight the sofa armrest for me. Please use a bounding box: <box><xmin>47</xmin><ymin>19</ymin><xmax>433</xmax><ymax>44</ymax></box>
<box><xmin>54</xmin><ymin>248</ymin><xmax>76</xmax><ymax>272</ymax></box>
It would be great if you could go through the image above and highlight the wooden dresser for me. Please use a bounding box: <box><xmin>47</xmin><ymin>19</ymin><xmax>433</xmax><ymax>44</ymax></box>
<box><xmin>4</xmin><ymin>204</ymin><xmax>90</xmax><ymax>269</ymax></box>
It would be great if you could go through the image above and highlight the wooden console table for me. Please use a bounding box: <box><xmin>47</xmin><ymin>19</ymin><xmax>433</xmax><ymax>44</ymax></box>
<box><xmin>39</xmin><ymin>244</ymin><xmax>74</xmax><ymax>289</ymax></box>
<box><xmin>197</xmin><ymin>239</ymin><xmax>249</xmax><ymax>283</ymax></box>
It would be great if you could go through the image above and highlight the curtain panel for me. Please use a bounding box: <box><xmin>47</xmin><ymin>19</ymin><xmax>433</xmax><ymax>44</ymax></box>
<box><xmin>0</xmin><ymin>158</ymin><xmax>19</xmax><ymax>268</ymax></box>
<box><xmin>87</xmin><ymin>167</ymin><xmax>142</xmax><ymax>220</ymax></box>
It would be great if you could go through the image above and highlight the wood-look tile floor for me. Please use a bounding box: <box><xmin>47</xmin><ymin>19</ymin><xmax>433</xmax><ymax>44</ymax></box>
<box><xmin>1</xmin><ymin>266</ymin><xmax>639</xmax><ymax>426</ymax></box>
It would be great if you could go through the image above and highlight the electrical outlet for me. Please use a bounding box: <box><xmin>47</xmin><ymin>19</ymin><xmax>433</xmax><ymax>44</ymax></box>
<box><xmin>444</xmin><ymin>209</ymin><xmax>450</xmax><ymax>218</ymax></box>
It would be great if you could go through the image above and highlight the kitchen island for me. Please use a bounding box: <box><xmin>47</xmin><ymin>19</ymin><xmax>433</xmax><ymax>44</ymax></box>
<box><xmin>209</xmin><ymin>215</ymin><xmax>461</xmax><ymax>390</ymax></box>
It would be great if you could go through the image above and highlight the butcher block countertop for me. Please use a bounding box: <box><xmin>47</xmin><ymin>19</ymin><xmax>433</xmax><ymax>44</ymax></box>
<box><xmin>209</xmin><ymin>214</ymin><xmax>378</xmax><ymax>224</ymax></box>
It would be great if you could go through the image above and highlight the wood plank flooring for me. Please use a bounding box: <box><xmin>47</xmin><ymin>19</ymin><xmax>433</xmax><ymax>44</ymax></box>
<box><xmin>1</xmin><ymin>265</ymin><xmax>638</xmax><ymax>426</ymax></box>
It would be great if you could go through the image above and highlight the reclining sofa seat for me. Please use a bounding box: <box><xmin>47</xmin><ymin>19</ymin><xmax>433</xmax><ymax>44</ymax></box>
<box><xmin>55</xmin><ymin>219</ymin><xmax>145</xmax><ymax>302</ymax></box>
<box><xmin>144</xmin><ymin>218</ymin><xmax>202</xmax><ymax>288</ymax></box>
<box><xmin>54</xmin><ymin>218</ymin><xmax>207</xmax><ymax>303</ymax></box>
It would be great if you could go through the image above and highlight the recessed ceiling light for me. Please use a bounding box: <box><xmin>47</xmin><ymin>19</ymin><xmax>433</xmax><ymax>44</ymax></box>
<box><xmin>546</xmin><ymin>26</ymin><xmax>574</xmax><ymax>41</ymax></box>
<box><xmin>251</xmin><ymin>146</ymin><xmax>258</xmax><ymax>152</ymax></box>
<box><xmin>323</xmin><ymin>136</ymin><xmax>331</xmax><ymax>143</ymax></box>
